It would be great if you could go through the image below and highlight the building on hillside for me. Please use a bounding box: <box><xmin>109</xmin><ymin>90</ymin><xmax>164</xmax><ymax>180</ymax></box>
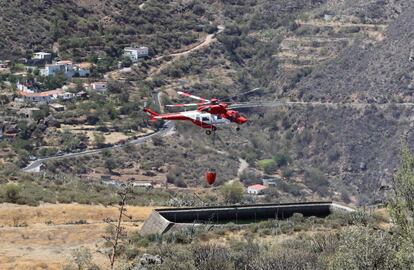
<box><xmin>76</xmin><ymin>91</ymin><xmax>88</xmax><ymax>99</ymax></box>
<box><xmin>262</xmin><ymin>178</ymin><xmax>277</xmax><ymax>187</ymax></box>
<box><xmin>18</xmin><ymin>90</ymin><xmax>59</xmax><ymax>103</ymax></box>
<box><xmin>74</xmin><ymin>62</ymin><xmax>92</xmax><ymax>77</ymax></box>
<box><xmin>32</xmin><ymin>52</ymin><xmax>52</xmax><ymax>65</ymax></box>
<box><xmin>33</xmin><ymin>52</ymin><xmax>52</xmax><ymax>61</ymax></box>
<box><xmin>4</xmin><ymin>124</ymin><xmax>18</xmax><ymax>140</ymax></box>
<box><xmin>17</xmin><ymin>89</ymin><xmax>74</xmax><ymax>104</ymax></box>
<box><xmin>41</xmin><ymin>61</ymin><xmax>75</xmax><ymax>77</ymax></box>
<box><xmin>0</xmin><ymin>61</ymin><xmax>10</xmax><ymax>74</ymax></box>
<box><xmin>16</xmin><ymin>82</ymin><xmax>37</xmax><ymax>93</ymax></box>
<box><xmin>0</xmin><ymin>60</ymin><xmax>11</xmax><ymax>67</ymax></box>
<box><xmin>89</xmin><ymin>82</ymin><xmax>107</xmax><ymax>92</ymax></box>
<box><xmin>18</xmin><ymin>107</ymin><xmax>41</xmax><ymax>119</ymax></box>
<box><xmin>49</xmin><ymin>103</ymin><xmax>65</xmax><ymax>112</ymax></box>
<box><xmin>41</xmin><ymin>61</ymin><xmax>91</xmax><ymax>78</ymax></box>
<box><xmin>247</xmin><ymin>184</ymin><xmax>267</xmax><ymax>195</ymax></box>
<box><xmin>124</xmin><ymin>47</ymin><xmax>149</xmax><ymax>62</ymax></box>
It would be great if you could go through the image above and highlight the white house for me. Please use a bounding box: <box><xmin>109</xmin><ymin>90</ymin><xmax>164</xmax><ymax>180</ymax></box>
<box><xmin>90</xmin><ymin>82</ymin><xmax>107</xmax><ymax>92</ymax></box>
<box><xmin>247</xmin><ymin>184</ymin><xmax>267</xmax><ymax>195</ymax></box>
<box><xmin>33</xmin><ymin>52</ymin><xmax>52</xmax><ymax>60</ymax></box>
<box><xmin>18</xmin><ymin>89</ymin><xmax>74</xmax><ymax>104</ymax></box>
<box><xmin>16</xmin><ymin>82</ymin><xmax>36</xmax><ymax>93</ymax></box>
<box><xmin>124</xmin><ymin>47</ymin><xmax>149</xmax><ymax>62</ymax></box>
<box><xmin>18</xmin><ymin>90</ymin><xmax>61</xmax><ymax>103</ymax></box>
<box><xmin>41</xmin><ymin>61</ymin><xmax>75</xmax><ymax>77</ymax></box>
<box><xmin>59</xmin><ymin>91</ymin><xmax>75</xmax><ymax>101</ymax></box>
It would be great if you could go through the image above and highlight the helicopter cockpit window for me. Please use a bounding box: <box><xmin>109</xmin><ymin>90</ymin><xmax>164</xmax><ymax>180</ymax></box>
<box><xmin>202</xmin><ymin>117</ymin><xmax>210</xmax><ymax>122</ymax></box>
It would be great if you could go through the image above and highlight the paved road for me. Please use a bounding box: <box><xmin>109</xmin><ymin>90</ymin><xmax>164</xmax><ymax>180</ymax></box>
<box><xmin>22</xmin><ymin>26</ymin><xmax>227</xmax><ymax>172</ymax></box>
<box><xmin>22</xmin><ymin>121</ymin><xmax>174</xmax><ymax>172</ymax></box>
<box><xmin>23</xmin><ymin>98</ymin><xmax>414</xmax><ymax>172</ymax></box>
<box><xmin>231</xmin><ymin>101</ymin><xmax>414</xmax><ymax>110</ymax></box>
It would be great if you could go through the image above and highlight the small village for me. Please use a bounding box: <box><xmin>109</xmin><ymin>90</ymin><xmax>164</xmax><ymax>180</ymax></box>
<box><xmin>0</xmin><ymin>45</ymin><xmax>278</xmax><ymax>197</ymax></box>
<box><xmin>0</xmin><ymin>47</ymin><xmax>149</xmax><ymax>140</ymax></box>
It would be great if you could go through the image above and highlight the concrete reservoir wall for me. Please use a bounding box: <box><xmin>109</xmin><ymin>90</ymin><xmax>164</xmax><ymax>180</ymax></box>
<box><xmin>140</xmin><ymin>201</ymin><xmax>354</xmax><ymax>236</ymax></box>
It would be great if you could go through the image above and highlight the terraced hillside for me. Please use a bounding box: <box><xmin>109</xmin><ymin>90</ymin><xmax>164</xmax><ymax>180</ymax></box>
<box><xmin>275</xmin><ymin>17</ymin><xmax>387</xmax><ymax>70</ymax></box>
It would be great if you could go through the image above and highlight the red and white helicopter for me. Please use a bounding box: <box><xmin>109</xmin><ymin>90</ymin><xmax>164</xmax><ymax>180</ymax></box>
<box><xmin>144</xmin><ymin>88</ymin><xmax>260</xmax><ymax>135</ymax></box>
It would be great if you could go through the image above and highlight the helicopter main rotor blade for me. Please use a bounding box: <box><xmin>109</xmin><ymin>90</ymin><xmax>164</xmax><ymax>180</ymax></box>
<box><xmin>166</xmin><ymin>102</ymin><xmax>209</xmax><ymax>108</ymax></box>
<box><xmin>220</xmin><ymin>87</ymin><xmax>262</xmax><ymax>102</ymax></box>
<box><xmin>177</xmin><ymin>91</ymin><xmax>211</xmax><ymax>103</ymax></box>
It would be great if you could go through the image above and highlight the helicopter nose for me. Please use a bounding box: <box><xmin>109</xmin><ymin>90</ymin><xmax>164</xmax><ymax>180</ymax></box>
<box><xmin>237</xmin><ymin>116</ymin><xmax>248</xmax><ymax>124</ymax></box>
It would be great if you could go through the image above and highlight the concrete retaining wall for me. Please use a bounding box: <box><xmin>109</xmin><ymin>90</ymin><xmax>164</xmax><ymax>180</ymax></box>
<box><xmin>140</xmin><ymin>201</ymin><xmax>354</xmax><ymax>236</ymax></box>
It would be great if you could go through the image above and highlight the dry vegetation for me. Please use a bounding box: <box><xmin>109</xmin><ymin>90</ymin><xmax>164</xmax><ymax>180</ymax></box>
<box><xmin>0</xmin><ymin>203</ymin><xmax>157</xmax><ymax>270</ymax></box>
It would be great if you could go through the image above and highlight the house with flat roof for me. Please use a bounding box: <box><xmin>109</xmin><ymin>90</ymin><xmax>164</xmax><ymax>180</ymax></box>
<box><xmin>89</xmin><ymin>82</ymin><xmax>107</xmax><ymax>92</ymax></box>
<box><xmin>41</xmin><ymin>61</ymin><xmax>75</xmax><ymax>77</ymax></box>
<box><xmin>49</xmin><ymin>103</ymin><xmax>65</xmax><ymax>112</ymax></box>
<box><xmin>18</xmin><ymin>107</ymin><xmax>41</xmax><ymax>119</ymax></box>
<box><xmin>124</xmin><ymin>47</ymin><xmax>149</xmax><ymax>62</ymax></box>
<box><xmin>33</xmin><ymin>52</ymin><xmax>52</xmax><ymax>60</ymax></box>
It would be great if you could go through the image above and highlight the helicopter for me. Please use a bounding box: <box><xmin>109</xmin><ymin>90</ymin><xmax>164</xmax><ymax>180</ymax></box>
<box><xmin>144</xmin><ymin>88</ymin><xmax>261</xmax><ymax>135</ymax></box>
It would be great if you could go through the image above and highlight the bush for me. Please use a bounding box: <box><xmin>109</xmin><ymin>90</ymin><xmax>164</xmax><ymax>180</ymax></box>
<box><xmin>329</xmin><ymin>226</ymin><xmax>398</xmax><ymax>270</ymax></box>
<box><xmin>220</xmin><ymin>181</ymin><xmax>244</xmax><ymax>204</ymax></box>
<box><xmin>273</xmin><ymin>152</ymin><xmax>290</xmax><ymax>167</ymax></box>
<box><xmin>258</xmin><ymin>159</ymin><xmax>277</xmax><ymax>174</ymax></box>
<box><xmin>192</xmin><ymin>244</ymin><xmax>232</xmax><ymax>270</ymax></box>
<box><xmin>4</xmin><ymin>183</ymin><xmax>21</xmax><ymax>203</ymax></box>
<box><xmin>304</xmin><ymin>168</ymin><xmax>330</xmax><ymax>196</ymax></box>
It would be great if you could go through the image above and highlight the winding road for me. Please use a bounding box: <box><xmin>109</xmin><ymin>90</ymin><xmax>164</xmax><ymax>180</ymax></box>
<box><xmin>23</xmin><ymin>98</ymin><xmax>414</xmax><ymax>172</ymax></box>
<box><xmin>22</xmin><ymin>122</ymin><xmax>174</xmax><ymax>172</ymax></box>
<box><xmin>22</xmin><ymin>25</ymin><xmax>227</xmax><ymax>172</ymax></box>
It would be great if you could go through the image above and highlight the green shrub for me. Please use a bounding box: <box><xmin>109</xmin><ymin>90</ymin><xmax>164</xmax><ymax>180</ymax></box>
<box><xmin>273</xmin><ymin>152</ymin><xmax>290</xmax><ymax>167</ymax></box>
<box><xmin>220</xmin><ymin>181</ymin><xmax>244</xmax><ymax>204</ymax></box>
<box><xmin>4</xmin><ymin>183</ymin><xmax>21</xmax><ymax>203</ymax></box>
<box><xmin>258</xmin><ymin>159</ymin><xmax>277</xmax><ymax>174</ymax></box>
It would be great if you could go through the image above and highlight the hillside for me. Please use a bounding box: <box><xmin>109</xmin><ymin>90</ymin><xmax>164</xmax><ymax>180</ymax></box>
<box><xmin>1</xmin><ymin>0</ymin><xmax>414</xmax><ymax>205</ymax></box>
<box><xmin>0</xmin><ymin>0</ymin><xmax>210</xmax><ymax>60</ymax></box>
<box><xmin>1</xmin><ymin>1</ymin><xmax>414</xmax><ymax>269</ymax></box>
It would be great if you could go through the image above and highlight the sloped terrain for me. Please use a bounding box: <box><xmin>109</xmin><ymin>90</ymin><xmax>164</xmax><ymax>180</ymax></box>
<box><xmin>0</xmin><ymin>0</ymin><xmax>210</xmax><ymax>59</ymax></box>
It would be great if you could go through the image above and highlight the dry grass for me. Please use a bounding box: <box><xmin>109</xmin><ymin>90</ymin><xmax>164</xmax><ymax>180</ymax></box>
<box><xmin>0</xmin><ymin>203</ymin><xmax>155</xmax><ymax>226</ymax></box>
<box><xmin>0</xmin><ymin>203</ymin><xmax>158</xmax><ymax>269</ymax></box>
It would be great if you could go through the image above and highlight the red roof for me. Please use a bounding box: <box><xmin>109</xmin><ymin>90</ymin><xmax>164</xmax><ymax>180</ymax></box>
<box><xmin>18</xmin><ymin>89</ymin><xmax>63</xmax><ymax>97</ymax></box>
<box><xmin>247</xmin><ymin>184</ymin><xmax>267</xmax><ymax>191</ymax></box>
